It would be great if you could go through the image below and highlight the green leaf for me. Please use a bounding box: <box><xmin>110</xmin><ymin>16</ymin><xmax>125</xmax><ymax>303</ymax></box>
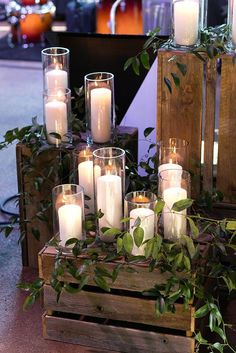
<box><xmin>155</xmin><ymin>296</ymin><xmax>166</xmax><ymax>318</ymax></box>
<box><xmin>171</xmin><ymin>72</ymin><xmax>180</xmax><ymax>87</ymax></box>
<box><xmin>120</xmin><ymin>217</ymin><xmax>131</xmax><ymax>223</ymax></box>
<box><xmin>133</xmin><ymin>217</ymin><xmax>141</xmax><ymax>228</ymax></box>
<box><xmin>172</xmin><ymin>198</ymin><xmax>193</xmax><ymax>212</ymax></box>
<box><xmin>64</xmin><ymin>283</ymin><xmax>81</xmax><ymax>294</ymax></box>
<box><xmin>103</xmin><ymin>227</ymin><xmax>121</xmax><ymax>237</ymax></box>
<box><xmin>94</xmin><ymin>275</ymin><xmax>110</xmax><ymax>292</ymax></box>
<box><xmin>133</xmin><ymin>227</ymin><xmax>144</xmax><ymax>247</ymax></box>
<box><xmin>195</xmin><ymin>304</ymin><xmax>210</xmax><ymax>318</ymax></box>
<box><xmin>112</xmin><ymin>264</ymin><xmax>122</xmax><ymax>282</ymax></box>
<box><xmin>4</xmin><ymin>226</ymin><xmax>14</xmax><ymax>238</ymax></box>
<box><xmin>117</xmin><ymin>237</ymin><xmax>123</xmax><ymax>253</ymax></box>
<box><xmin>226</xmin><ymin>220</ymin><xmax>236</xmax><ymax>231</ymax></box>
<box><xmin>140</xmin><ymin>50</ymin><xmax>150</xmax><ymax>70</ymax></box>
<box><xmin>164</xmin><ymin>77</ymin><xmax>172</xmax><ymax>94</ymax></box>
<box><xmin>94</xmin><ymin>266</ymin><xmax>113</xmax><ymax>279</ymax></box>
<box><xmin>132</xmin><ymin>57</ymin><xmax>140</xmax><ymax>76</ymax></box>
<box><xmin>144</xmin><ymin>238</ymin><xmax>155</xmax><ymax>259</ymax></box>
<box><xmin>144</xmin><ymin>127</ymin><xmax>155</xmax><ymax>138</ymax></box>
<box><xmin>123</xmin><ymin>232</ymin><xmax>134</xmax><ymax>254</ymax></box>
<box><xmin>211</xmin><ymin>343</ymin><xmax>224</xmax><ymax>353</ymax></box>
<box><xmin>175</xmin><ymin>252</ymin><xmax>183</xmax><ymax>267</ymax></box>
<box><xmin>222</xmin><ymin>272</ymin><xmax>236</xmax><ymax>293</ymax></box>
<box><xmin>183</xmin><ymin>255</ymin><xmax>191</xmax><ymax>271</ymax></box>
<box><xmin>154</xmin><ymin>200</ymin><xmax>165</xmax><ymax>215</ymax></box>
<box><xmin>176</xmin><ymin>62</ymin><xmax>187</xmax><ymax>76</ymax></box>
<box><xmin>124</xmin><ymin>57</ymin><xmax>134</xmax><ymax>71</ymax></box>
<box><xmin>152</xmin><ymin>235</ymin><xmax>162</xmax><ymax>260</ymax></box>
<box><xmin>182</xmin><ymin>235</ymin><xmax>196</xmax><ymax>259</ymax></box>
<box><xmin>23</xmin><ymin>294</ymin><xmax>36</xmax><ymax>311</ymax></box>
<box><xmin>195</xmin><ymin>332</ymin><xmax>208</xmax><ymax>344</ymax></box>
<box><xmin>78</xmin><ymin>275</ymin><xmax>90</xmax><ymax>291</ymax></box>
<box><xmin>187</xmin><ymin>217</ymin><xmax>199</xmax><ymax>239</ymax></box>
<box><xmin>65</xmin><ymin>238</ymin><xmax>79</xmax><ymax>246</ymax></box>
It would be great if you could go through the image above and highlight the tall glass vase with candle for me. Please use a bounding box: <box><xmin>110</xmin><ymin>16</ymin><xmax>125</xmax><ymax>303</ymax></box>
<box><xmin>85</xmin><ymin>72</ymin><xmax>115</xmax><ymax>145</ymax></box>
<box><xmin>52</xmin><ymin>184</ymin><xmax>85</xmax><ymax>252</ymax></box>
<box><xmin>73</xmin><ymin>144</ymin><xmax>96</xmax><ymax>214</ymax></box>
<box><xmin>227</xmin><ymin>0</ymin><xmax>236</xmax><ymax>51</ymax></box>
<box><xmin>159</xmin><ymin>169</ymin><xmax>191</xmax><ymax>241</ymax></box>
<box><xmin>124</xmin><ymin>191</ymin><xmax>157</xmax><ymax>256</ymax></box>
<box><xmin>93</xmin><ymin>147</ymin><xmax>125</xmax><ymax>242</ymax></box>
<box><xmin>43</xmin><ymin>88</ymin><xmax>71</xmax><ymax>145</ymax></box>
<box><xmin>158</xmin><ymin>137</ymin><xmax>189</xmax><ymax>175</ymax></box>
<box><xmin>42</xmin><ymin>47</ymin><xmax>70</xmax><ymax>90</ymax></box>
<box><xmin>171</xmin><ymin>0</ymin><xmax>203</xmax><ymax>49</ymax></box>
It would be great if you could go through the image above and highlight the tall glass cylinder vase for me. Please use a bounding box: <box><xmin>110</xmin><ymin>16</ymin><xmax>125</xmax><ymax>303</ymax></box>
<box><xmin>73</xmin><ymin>144</ymin><xmax>96</xmax><ymax>214</ymax></box>
<box><xmin>124</xmin><ymin>191</ymin><xmax>157</xmax><ymax>256</ymax></box>
<box><xmin>43</xmin><ymin>88</ymin><xmax>71</xmax><ymax>145</ymax></box>
<box><xmin>227</xmin><ymin>0</ymin><xmax>236</xmax><ymax>51</ymax></box>
<box><xmin>42</xmin><ymin>47</ymin><xmax>70</xmax><ymax>90</ymax></box>
<box><xmin>85</xmin><ymin>72</ymin><xmax>115</xmax><ymax>145</ymax></box>
<box><xmin>158</xmin><ymin>137</ymin><xmax>189</xmax><ymax>174</ymax></box>
<box><xmin>52</xmin><ymin>184</ymin><xmax>85</xmax><ymax>251</ymax></box>
<box><xmin>159</xmin><ymin>169</ymin><xmax>191</xmax><ymax>241</ymax></box>
<box><xmin>93</xmin><ymin>147</ymin><xmax>125</xmax><ymax>242</ymax></box>
<box><xmin>171</xmin><ymin>0</ymin><xmax>203</xmax><ymax>49</ymax></box>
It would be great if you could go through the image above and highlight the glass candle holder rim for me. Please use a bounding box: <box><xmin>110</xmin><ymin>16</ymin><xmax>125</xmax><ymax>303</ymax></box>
<box><xmin>41</xmin><ymin>47</ymin><xmax>70</xmax><ymax>57</ymax></box>
<box><xmin>125</xmin><ymin>191</ymin><xmax>157</xmax><ymax>204</ymax></box>
<box><xmin>159</xmin><ymin>169</ymin><xmax>191</xmax><ymax>181</ymax></box>
<box><xmin>158</xmin><ymin>138</ymin><xmax>189</xmax><ymax>148</ymax></box>
<box><xmin>93</xmin><ymin>147</ymin><xmax>125</xmax><ymax>159</ymax></box>
<box><xmin>43</xmin><ymin>87</ymin><xmax>71</xmax><ymax>97</ymax></box>
<box><xmin>53</xmin><ymin>184</ymin><xmax>84</xmax><ymax>197</ymax></box>
<box><xmin>85</xmin><ymin>71</ymin><xmax>114</xmax><ymax>82</ymax></box>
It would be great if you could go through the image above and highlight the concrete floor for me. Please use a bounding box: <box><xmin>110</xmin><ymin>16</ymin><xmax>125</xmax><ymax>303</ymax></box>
<box><xmin>0</xmin><ymin>59</ymin><xmax>115</xmax><ymax>352</ymax></box>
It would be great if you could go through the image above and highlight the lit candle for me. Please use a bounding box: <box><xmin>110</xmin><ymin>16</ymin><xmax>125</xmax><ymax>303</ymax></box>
<box><xmin>96</xmin><ymin>174</ymin><xmax>122</xmax><ymax>241</ymax></box>
<box><xmin>130</xmin><ymin>207</ymin><xmax>155</xmax><ymax>256</ymax></box>
<box><xmin>78</xmin><ymin>160</ymin><xmax>94</xmax><ymax>214</ymax></box>
<box><xmin>174</xmin><ymin>0</ymin><xmax>199</xmax><ymax>46</ymax></box>
<box><xmin>45</xmin><ymin>66</ymin><xmax>68</xmax><ymax>90</ymax></box>
<box><xmin>163</xmin><ymin>186</ymin><xmax>187</xmax><ymax>241</ymax></box>
<box><xmin>45</xmin><ymin>99</ymin><xmax>68</xmax><ymax>144</ymax></box>
<box><xmin>232</xmin><ymin>0</ymin><xmax>236</xmax><ymax>46</ymax></box>
<box><xmin>58</xmin><ymin>204</ymin><xmax>82</xmax><ymax>247</ymax></box>
<box><xmin>90</xmin><ymin>87</ymin><xmax>111</xmax><ymax>143</ymax></box>
<box><xmin>131</xmin><ymin>195</ymin><xmax>150</xmax><ymax>203</ymax></box>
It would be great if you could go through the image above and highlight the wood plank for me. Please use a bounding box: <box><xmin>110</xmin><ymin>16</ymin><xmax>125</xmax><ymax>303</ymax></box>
<box><xmin>217</xmin><ymin>55</ymin><xmax>236</xmax><ymax>203</ymax></box>
<box><xmin>203</xmin><ymin>58</ymin><xmax>218</xmax><ymax>193</ymax></box>
<box><xmin>39</xmin><ymin>246</ymin><xmax>177</xmax><ymax>292</ymax></box>
<box><xmin>43</xmin><ymin>285</ymin><xmax>195</xmax><ymax>332</ymax></box>
<box><xmin>43</xmin><ymin>313</ymin><xmax>195</xmax><ymax>353</ymax></box>
<box><xmin>157</xmin><ymin>49</ymin><xmax>203</xmax><ymax>197</ymax></box>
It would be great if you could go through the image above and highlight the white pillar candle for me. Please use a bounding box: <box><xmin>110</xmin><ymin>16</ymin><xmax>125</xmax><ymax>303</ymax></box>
<box><xmin>78</xmin><ymin>160</ymin><xmax>94</xmax><ymax>214</ymax></box>
<box><xmin>232</xmin><ymin>0</ymin><xmax>236</xmax><ymax>46</ymax></box>
<box><xmin>158</xmin><ymin>163</ymin><xmax>182</xmax><ymax>175</ymax></box>
<box><xmin>91</xmin><ymin>87</ymin><xmax>111</xmax><ymax>143</ymax></box>
<box><xmin>158</xmin><ymin>163</ymin><xmax>183</xmax><ymax>189</ymax></box>
<box><xmin>96</xmin><ymin>174</ymin><xmax>122</xmax><ymax>241</ymax></box>
<box><xmin>174</xmin><ymin>0</ymin><xmax>199</xmax><ymax>46</ymax></box>
<box><xmin>130</xmin><ymin>207</ymin><xmax>155</xmax><ymax>256</ymax></box>
<box><xmin>45</xmin><ymin>100</ymin><xmax>68</xmax><ymax>144</ymax></box>
<box><xmin>163</xmin><ymin>186</ymin><xmax>187</xmax><ymax>240</ymax></box>
<box><xmin>58</xmin><ymin>204</ymin><xmax>82</xmax><ymax>247</ymax></box>
<box><xmin>45</xmin><ymin>68</ymin><xmax>68</xmax><ymax>90</ymax></box>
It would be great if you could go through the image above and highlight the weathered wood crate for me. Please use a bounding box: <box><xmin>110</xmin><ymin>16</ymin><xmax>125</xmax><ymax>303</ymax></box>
<box><xmin>16</xmin><ymin>126</ymin><xmax>138</xmax><ymax>268</ymax></box>
<box><xmin>39</xmin><ymin>246</ymin><xmax>195</xmax><ymax>353</ymax></box>
<box><xmin>157</xmin><ymin>50</ymin><xmax>236</xmax><ymax>207</ymax></box>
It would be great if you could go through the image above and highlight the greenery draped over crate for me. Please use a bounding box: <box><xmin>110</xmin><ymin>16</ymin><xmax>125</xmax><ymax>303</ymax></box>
<box><xmin>0</xmin><ymin>23</ymin><xmax>236</xmax><ymax>353</ymax></box>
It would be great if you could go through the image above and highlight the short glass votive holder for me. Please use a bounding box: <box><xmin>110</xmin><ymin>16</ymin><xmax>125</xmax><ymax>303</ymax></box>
<box><xmin>85</xmin><ymin>72</ymin><xmax>115</xmax><ymax>145</ymax></box>
<box><xmin>93</xmin><ymin>147</ymin><xmax>125</xmax><ymax>242</ymax></box>
<box><xmin>52</xmin><ymin>184</ymin><xmax>85</xmax><ymax>251</ymax></box>
<box><xmin>43</xmin><ymin>88</ymin><xmax>71</xmax><ymax>145</ymax></box>
<box><xmin>42</xmin><ymin>47</ymin><xmax>70</xmax><ymax>90</ymax></box>
<box><xmin>73</xmin><ymin>144</ymin><xmax>95</xmax><ymax>214</ymax></box>
<box><xmin>158</xmin><ymin>169</ymin><xmax>191</xmax><ymax>241</ymax></box>
<box><xmin>124</xmin><ymin>191</ymin><xmax>157</xmax><ymax>257</ymax></box>
<box><xmin>171</xmin><ymin>0</ymin><xmax>202</xmax><ymax>49</ymax></box>
<box><xmin>158</xmin><ymin>137</ymin><xmax>189</xmax><ymax>173</ymax></box>
<box><xmin>227</xmin><ymin>0</ymin><xmax>236</xmax><ymax>51</ymax></box>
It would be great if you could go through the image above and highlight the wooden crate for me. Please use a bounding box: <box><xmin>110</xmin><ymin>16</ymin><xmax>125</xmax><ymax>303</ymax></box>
<box><xmin>157</xmin><ymin>50</ymin><xmax>236</xmax><ymax>206</ymax></box>
<box><xmin>39</xmin><ymin>246</ymin><xmax>195</xmax><ymax>353</ymax></box>
<box><xmin>17</xmin><ymin>126</ymin><xmax>138</xmax><ymax>268</ymax></box>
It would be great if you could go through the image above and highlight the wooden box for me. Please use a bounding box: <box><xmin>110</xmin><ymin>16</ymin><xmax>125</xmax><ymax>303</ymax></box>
<box><xmin>16</xmin><ymin>126</ymin><xmax>138</xmax><ymax>268</ymax></box>
<box><xmin>157</xmin><ymin>50</ymin><xmax>236</xmax><ymax>208</ymax></box>
<box><xmin>39</xmin><ymin>246</ymin><xmax>195</xmax><ymax>353</ymax></box>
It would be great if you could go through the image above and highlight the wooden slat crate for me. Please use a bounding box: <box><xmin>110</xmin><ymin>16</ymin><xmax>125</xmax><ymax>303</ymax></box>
<box><xmin>16</xmin><ymin>126</ymin><xmax>138</xmax><ymax>268</ymax></box>
<box><xmin>157</xmin><ymin>50</ymin><xmax>236</xmax><ymax>206</ymax></box>
<box><xmin>39</xmin><ymin>246</ymin><xmax>195</xmax><ymax>353</ymax></box>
